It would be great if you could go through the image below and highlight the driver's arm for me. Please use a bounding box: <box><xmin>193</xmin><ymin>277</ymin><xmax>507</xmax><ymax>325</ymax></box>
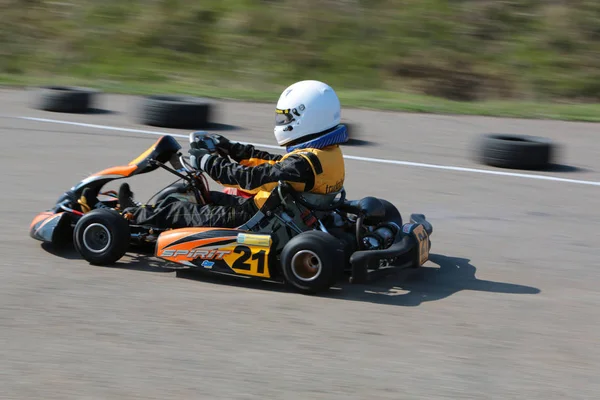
<box><xmin>210</xmin><ymin>134</ymin><xmax>284</xmax><ymax>166</ymax></box>
<box><xmin>201</xmin><ymin>153</ymin><xmax>318</xmax><ymax>194</ymax></box>
<box><xmin>228</xmin><ymin>142</ymin><xmax>284</xmax><ymax>167</ymax></box>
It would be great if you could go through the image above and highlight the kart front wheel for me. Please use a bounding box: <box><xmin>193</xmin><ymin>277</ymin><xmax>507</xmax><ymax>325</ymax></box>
<box><xmin>73</xmin><ymin>209</ymin><xmax>130</xmax><ymax>265</ymax></box>
<box><xmin>280</xmin><ymin>231</ymin><xmax>346</xmax><ymax>294</ymax></box>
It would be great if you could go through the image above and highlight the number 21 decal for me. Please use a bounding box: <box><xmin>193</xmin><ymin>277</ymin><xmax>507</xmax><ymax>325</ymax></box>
<box><xmin>231</xmin><ymin>245</ymin><xmax>268</xmax><ymax>276</ymax></box>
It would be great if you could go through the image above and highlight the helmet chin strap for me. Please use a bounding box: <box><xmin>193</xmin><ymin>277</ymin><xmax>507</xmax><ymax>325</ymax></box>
<box><xmin>285</xmin><ymin>125</ymin><xmax>349</xmax><ymax>152</ymax></box>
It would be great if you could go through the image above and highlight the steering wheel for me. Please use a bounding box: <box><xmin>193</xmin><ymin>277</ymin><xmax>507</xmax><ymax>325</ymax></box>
<box><xmin>189</xmin><ymin>131</ymin><xmax>229</xmax><ymax>158</ymax></box>
<box><xmin>166</xmin><ymin>132</ymin><xmax>221</xmax><ymax>175</ymax></box>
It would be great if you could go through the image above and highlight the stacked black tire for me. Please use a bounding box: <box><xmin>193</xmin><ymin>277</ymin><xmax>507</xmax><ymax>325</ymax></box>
<box><xmin>137</xmin><ymin>95</ymin><xmax>213</xmax><ymax>129</ymax></box>
<box><xmin>473</xmin><ymin>133</ymin><xmax>555</xmax><ymax>170</ymax></box>
<box><xmin>30</xmin><ymin>87</ymin><xmax>214</xmax><ymax>130</ymax></box>
<box><xmin>29</xmin><ymin>87</ymin><xmax>558</xmax><ymax>171</ymax></box>
<box><xmin>31</xmin><ymin>86</ymin><xmax>99</xmax><ymax>113</ymax></box>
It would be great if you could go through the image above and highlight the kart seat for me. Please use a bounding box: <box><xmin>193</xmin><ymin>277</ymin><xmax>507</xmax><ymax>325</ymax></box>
<box><xmin>339</xmin><ymin>196</ymin><xmax>386</xmax><ymax>222</ymax></box>
<box><xmin>275</xmin><ymin>181</ymin><xmax>346</xmax><ymax>212</ymax></box>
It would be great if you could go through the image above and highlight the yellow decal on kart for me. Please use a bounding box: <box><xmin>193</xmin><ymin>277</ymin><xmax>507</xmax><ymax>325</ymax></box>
<box><xmin>412</xmin><ymin>225</ymin><xmax>430</xmax><ymax>265</ymax></box>
<box><xmin>220</xmin><ymin>243</ymin><xmax>271</xmax><ymax>278</ymax></box>
<box><xmin>128</xmin><ymin>144</ymin><xmax>156</xmax><ymax>166</ymax></box>
<box><xmin>236</xmin><ymin>233</ymin><xmax>272</xmax><ymax>247</ymax></box>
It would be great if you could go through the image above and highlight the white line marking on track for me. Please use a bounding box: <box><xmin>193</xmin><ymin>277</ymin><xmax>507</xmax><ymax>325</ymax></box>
<box><xmin>16</xmin><ymin>116</ymin><xmax>193</xmax><ymax>139</ymax></box>
<box><xmin>14</xmin><ymin>115</ymin><xmax>600</xmax><ymax>188</ymax></box>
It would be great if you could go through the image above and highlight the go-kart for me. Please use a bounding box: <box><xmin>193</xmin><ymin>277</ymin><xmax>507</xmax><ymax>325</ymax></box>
<box><xmin>29</xmin><ymin>132</ymin><xmax>434</xmax><ymax>294</ymax></box>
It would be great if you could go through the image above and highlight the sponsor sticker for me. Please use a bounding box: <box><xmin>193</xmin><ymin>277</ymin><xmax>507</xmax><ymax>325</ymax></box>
<box><xmin>158</xmin><ymin>249</ymin><xmax>231</xmax><ymax>259</ymax></box>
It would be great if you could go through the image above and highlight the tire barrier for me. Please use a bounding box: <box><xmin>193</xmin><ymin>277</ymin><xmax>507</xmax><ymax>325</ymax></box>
<box><xmin>137</xmin><ymin>95</ymin><xmax>213</xmax><ymax>129</ymax></box>
<box><xmin>474</xmin><ymin>133</ymin><xmax>555</xmax><ymax>170</ymax></box>
<box><xmin>26</xmin><ymin>87</ymin><xmax>563</xmax><ymax>171</ymax></box>
<box><xmin>341</xmin><ymin>121</ymin><xmax>375</xmax><ymax>147</ymax></box>
<box><xmin>31</xmin><ymin>86</ymin><xmax>100</xmax><ymax>113</ymax></box>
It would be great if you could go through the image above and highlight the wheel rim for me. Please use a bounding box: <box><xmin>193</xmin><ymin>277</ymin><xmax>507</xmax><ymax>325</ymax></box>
<box><xmin>291</xmin><ymin>250</ymin><xmax>322</xmax><ymax>282</ymax></box>
<box><xmin>82</xmin><ymin>223</ymin><xmax>112</xmax><ymax>254</ymax></box>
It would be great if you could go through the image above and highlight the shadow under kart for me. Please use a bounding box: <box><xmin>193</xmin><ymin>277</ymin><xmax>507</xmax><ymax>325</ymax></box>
<box><xmin>29</xmin><ymin>132</ymin><xmax>434</xmax><ymax>294</ymax></box>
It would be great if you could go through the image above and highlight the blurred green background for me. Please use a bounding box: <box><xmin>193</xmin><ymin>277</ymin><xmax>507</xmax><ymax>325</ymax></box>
<box><xmin>1</xmin><ymin>0</ymin><xmax>599</xmax><ymax>119</ymax></box>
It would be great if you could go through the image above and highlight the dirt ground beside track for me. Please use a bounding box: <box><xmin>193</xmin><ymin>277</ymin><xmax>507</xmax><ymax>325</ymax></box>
<box><xmin>1</xmin><ymin>88</ymin><xmax>599</xmax><ymax>399</ymax></box>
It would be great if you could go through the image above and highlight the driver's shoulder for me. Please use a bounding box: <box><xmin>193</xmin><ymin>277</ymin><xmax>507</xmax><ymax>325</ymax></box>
<box><xmin>285</xmin><ymin>144</ymin><xmax>341</xmax><ymax>157</ymax></box>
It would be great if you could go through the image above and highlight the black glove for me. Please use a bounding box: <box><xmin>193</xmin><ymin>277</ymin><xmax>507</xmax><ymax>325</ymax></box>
<box><xmin>209</xmin><ymin>134</ymin><xmax>234</xmax><ymax>155</ymax></box>
<box><xmin>188</xmin><ymin>147</ymin><xmax>212</xmax><ymax>171</ymax></box>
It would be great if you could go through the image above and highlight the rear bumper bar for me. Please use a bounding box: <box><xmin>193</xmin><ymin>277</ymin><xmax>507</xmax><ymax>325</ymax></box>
<box><xmin>348</xmin><ymin>213</ymin><xmax>432</xmax><ymax>284</ymax></box>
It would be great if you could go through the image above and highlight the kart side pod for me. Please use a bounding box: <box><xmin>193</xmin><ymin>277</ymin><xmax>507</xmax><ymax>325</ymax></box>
<box><xmin>155</xmin><ymin>227</ymin><xmax>276</xmax><ymax>279</ymax></box>
<box><xmin>348</xmin><ymin>213</ymin><xmax>433</xmax><ymax>284</ymax></box>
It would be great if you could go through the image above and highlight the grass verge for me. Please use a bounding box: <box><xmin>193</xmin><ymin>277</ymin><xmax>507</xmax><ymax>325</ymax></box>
<box><xmin>2</xmin><ymin>1</ymin><xmax>599</xmax><ymax>121</ymax></box>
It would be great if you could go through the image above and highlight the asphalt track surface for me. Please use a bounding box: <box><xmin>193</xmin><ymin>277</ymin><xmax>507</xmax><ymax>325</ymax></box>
<box><xmin>1</xmin><ymin>88</ymin><xmax>599</xmax><ymax>399</ymax></box>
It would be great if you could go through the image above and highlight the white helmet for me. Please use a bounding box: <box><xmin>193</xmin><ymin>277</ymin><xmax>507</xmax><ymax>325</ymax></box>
<box><xmin>274</xmin><ymin>80</ymin><xmax>341</xmax><ymax>146</ymax></box>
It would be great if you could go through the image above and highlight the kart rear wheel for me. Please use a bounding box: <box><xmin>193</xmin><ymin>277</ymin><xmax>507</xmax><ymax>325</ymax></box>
<box><xmin>73</xmin><ymin>209</ymin><xmax>130</xmax><ymax>265</ymax></box>
<box><xmin>280</xmin><ymin>231</ymin><xmax>346</xmax><ymax>294</ymax></box>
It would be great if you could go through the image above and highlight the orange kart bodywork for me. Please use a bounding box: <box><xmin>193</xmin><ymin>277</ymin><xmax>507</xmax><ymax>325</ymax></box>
<box><xmin>70</xmin><ymin>135</ymin><xmax>184</xmax><ymax>196</ymax></box>
<box><xmin>29</xmin><ymin>211</ymin><xmax>72</xmax><ymax>245</ymax></box>
<box><xmin>29</xmin><ymin>135</ymin><xmax>186</xmax><ymax>244</ymax></box>
<box><xmin>155</xmin><ymin>227</ymin><xmax>274</xmax><ymax>279</ymax></box>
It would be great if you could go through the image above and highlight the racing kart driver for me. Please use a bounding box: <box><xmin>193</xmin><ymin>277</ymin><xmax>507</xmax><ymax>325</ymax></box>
<box><xmin>84</xmin><ymin>80</ymin><xmax>350</xmax><ymax>229</ymax></box>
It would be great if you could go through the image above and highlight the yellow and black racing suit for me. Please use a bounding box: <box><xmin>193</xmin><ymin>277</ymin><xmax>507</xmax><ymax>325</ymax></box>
<box><xmin>126</xmin><ymin>141</ymin><xmax>345</xmax><ymax>229</ymax></box>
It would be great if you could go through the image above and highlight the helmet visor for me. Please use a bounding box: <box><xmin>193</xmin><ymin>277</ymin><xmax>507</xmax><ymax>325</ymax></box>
<box><xmin>275</xmin><ymin>108</ymin><xmax>295</xmax><ymax>126</ymax></box>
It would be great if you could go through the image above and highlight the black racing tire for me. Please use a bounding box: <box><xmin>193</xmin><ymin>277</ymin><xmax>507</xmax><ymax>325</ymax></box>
<box><xmin>31</xmin><ymin>86</ymin><xmax>99</xmax><ymax>113</ymax></box>
<box><xmin>138</xmin><ymin>95</ymin><xmax>213</xmax><ymax>129</ymax></box>
<box><xmin>474</xmin><ymin>133</ymin><xmax>555</xmax><ymax>170</ymax></box>
<box><xmin>280</xmin><ymin>231</ymin><xmax>347</xmax><ymax>294</ymax></box>
<box><xmin>73</xmin><ymin>209</ymin><xmax>130</xmax><ymax>265</ymax></box>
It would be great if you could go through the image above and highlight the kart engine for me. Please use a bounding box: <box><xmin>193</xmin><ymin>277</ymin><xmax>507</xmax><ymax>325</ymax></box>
<box><xmin>361</xmin><ymin>222</ymin><xmax>400</xmax><ymax>250</ymax></box>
